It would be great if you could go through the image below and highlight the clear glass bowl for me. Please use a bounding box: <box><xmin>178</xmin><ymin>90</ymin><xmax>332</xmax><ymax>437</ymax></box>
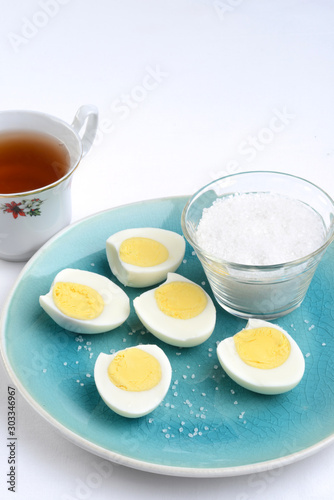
<box><xmin>181</xmin><ymin>171</ymin><xmax>334</xmax><ymax>320</ymax></box>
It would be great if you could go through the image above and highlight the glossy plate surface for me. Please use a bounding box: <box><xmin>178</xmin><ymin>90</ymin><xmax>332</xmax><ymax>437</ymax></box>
<box><xmin>1</xmin><ymin>196</ymin><xmax>334</xmax><ymax>477</ymax></box>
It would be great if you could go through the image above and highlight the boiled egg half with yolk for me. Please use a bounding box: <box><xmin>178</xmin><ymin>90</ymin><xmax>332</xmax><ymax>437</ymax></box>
<box><xmin>217</xmin><ymin>319</ymin><xmax>305</xmax><ymax>395</ymax></box>
<box><xmin>133</xmin><ymin>273</ymin><xmax>216</xmax><ymax>347</ymax></box>
<box><xmin>106</xmin><ymin>228</ymin><xmax>185</xmax><ymax>287</ymax></box>
<box><xmin>94</xmin><ymin>345</ymin><xmax>172</xmax><ymax>418</ymax></box>
<box><xmin>39</xmin><ymin>268</ymin><xmax>130</xmax><ymax>334</ymax></box>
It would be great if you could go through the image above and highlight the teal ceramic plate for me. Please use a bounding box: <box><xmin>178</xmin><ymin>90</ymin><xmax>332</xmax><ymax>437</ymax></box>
<box><xmin>1</xmin><ymin>196</ymin><xmax>334</xmax><ymax>477</ymax></box>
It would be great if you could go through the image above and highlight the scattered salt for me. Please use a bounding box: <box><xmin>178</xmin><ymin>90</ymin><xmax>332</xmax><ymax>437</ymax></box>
<box><xmin>195</xmin><ymin>193</ymin><xmax>326</xmax><ymax>265</ymax></box>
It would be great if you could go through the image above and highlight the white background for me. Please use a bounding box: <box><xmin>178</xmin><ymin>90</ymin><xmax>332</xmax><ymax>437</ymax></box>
<box><xmin>1</xmin><ymin>0</ymin><xmax>334</xmax><ymax>498</ymax></box>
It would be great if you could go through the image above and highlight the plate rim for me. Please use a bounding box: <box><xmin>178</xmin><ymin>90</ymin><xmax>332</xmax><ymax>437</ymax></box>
<box><xmin>1</xmin><ymin>194</ymin><xmax>334</xmax><ymax>478</ymax></box>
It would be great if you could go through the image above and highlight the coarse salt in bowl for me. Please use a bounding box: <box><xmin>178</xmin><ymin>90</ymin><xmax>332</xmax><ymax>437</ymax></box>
<box><xmin>181</xmin><ymin>171</ymin><xmax>334</xmax><ymax>320</ymax></box>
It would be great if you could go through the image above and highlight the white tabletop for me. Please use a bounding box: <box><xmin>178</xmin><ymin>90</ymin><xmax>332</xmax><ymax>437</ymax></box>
<box><xmin>1</xmin><ymin>1</ymin><xmax>334</xmax><ymax>498</ymax></box>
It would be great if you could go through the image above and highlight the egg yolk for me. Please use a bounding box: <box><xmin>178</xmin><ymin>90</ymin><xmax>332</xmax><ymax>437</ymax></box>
<box><xmin>155</xmin><ymin>281</ymin><xmax>207</xmax><ymax>319</ymax></box>
<box><xmin>234</xmin><ymin>326</ymin><xmax>291</xmax><ymax>369</ymax></box>
<box><xmin>52</xmin><ymin>282</ymin><xmax>104</xmax><ymax>320</ymax></box>
<box><xmin>119</xmin><ymin>237</ymin><xmax>169</xmax><ymax>267</ymax></box>
<box><xmin>108</xmin><ymin>348</ymin><xmax>162</xmax><ymax>391</ymax></box>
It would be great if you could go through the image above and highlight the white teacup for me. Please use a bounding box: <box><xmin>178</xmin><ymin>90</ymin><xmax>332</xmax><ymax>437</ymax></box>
<box><xmin>0</xmin><ymin>105</ymin><xmax>98</xmax><ymax>261</ymax></box>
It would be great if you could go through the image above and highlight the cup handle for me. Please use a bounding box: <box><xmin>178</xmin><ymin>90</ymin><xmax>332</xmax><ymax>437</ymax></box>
<box><xmin>71</xmin><ymin>105</ymin><xmax>98</xmax><ymax>157</ymax></box>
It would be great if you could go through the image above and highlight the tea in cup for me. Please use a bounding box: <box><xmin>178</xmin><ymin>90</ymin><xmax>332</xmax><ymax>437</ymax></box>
<box><xmin>0</xmin><ymin>105</ymin><xmax>98</xmax><ymax>261</ymax></box>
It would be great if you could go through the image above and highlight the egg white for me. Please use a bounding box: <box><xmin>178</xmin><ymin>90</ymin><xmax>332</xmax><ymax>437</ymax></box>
<box><xmin>216</xmin><ymin>319</ymin><xmax>305</xmax><ymax>395</ymax></box>
<box><xmin>39</xmin><ymin>268</ymin><xmax>130</xmax><ymax>334</ymax></box>
<box><xmin>94</xmin><ymin>344</ymin><xmax>172</xmax><ymax>418</ymax></box>
<box><xmin>106</xmin><ymin>227</ymin><xmax>186</xmax><ymax>287</ymax></box>
<box><xmin>133</xmin><ymin>272</ymin><xmax>216</xmax><ymax>347</ymax></box>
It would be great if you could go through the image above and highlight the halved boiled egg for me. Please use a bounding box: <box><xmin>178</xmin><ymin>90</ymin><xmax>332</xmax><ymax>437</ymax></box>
<box><xmin>106</xmin><ymin>227</ymin><xmax>185</xmax><ymax>287</ymax></box>
<box><xmin>133</xmin><ymin>273</ymin><xmax>216</xmax><ymax>347</ymax></box>
<box><xmin>94</xmin><ymin>344</ymin><xmax>172</xmax><ymax>418</ymax></box>
<box><xmin>39</xmin><ymin>268</ymin><xmax>130</xmax><ymax>334</ymax></box>
<box><xmin>217</xmin><ymin>319</ymin><xmax>305</xmax><ymax>395</ymax></box>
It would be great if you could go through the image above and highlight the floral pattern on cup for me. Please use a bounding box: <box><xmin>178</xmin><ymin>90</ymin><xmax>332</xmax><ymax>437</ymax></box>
<box><xmin>1</xmin><ymin>198</ymin><xmax>44</xmax><ymax>219</ymax></box>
